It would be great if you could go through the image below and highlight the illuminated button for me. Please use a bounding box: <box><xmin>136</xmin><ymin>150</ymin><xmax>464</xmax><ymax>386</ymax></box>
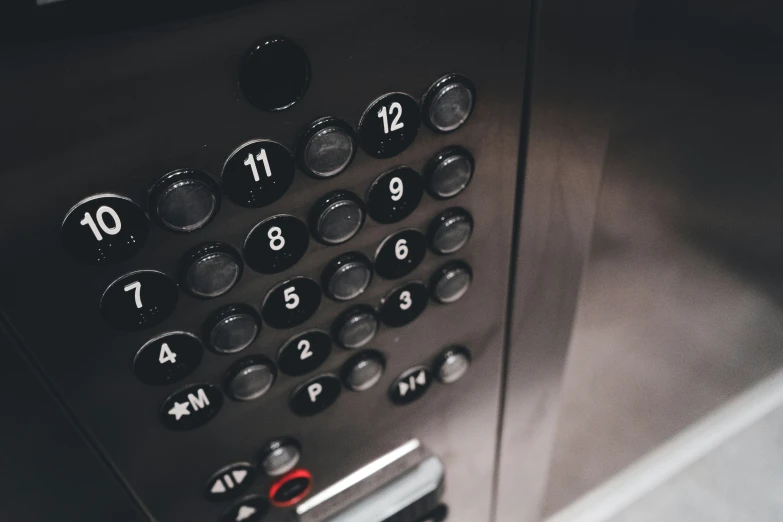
<box><xmin>422</xmin><ymin>74</ymin><xmax>476</xmax><ymax>133</ymax></box>
<box><xmin>429</xmin><ymin>208</ymin><xmax>473</xmax><ymax>255</ymax></box>
<box><xmin>160</xmin><ymin>383</ymin><xmax>223</xmax><ymax>430</ymax></box>
<box><xmin>222</xmin><ymin>140</ymin><xmax>295</xmax><ymax>208</ymax></box>
<box><xmin>359</xmin><ymin>92</ymin><xmax>421</xmax><ymax>159</ymax></box>
<box><xmin>225</xmin><ymin>356</ymin><xmax>276</xmax><ymax>401</ymax></box>
<box><xmin>269</xmin><ymin>469</ymin><xmax>313</xmax><ymax>508</ymax></box>
<box><xmin>61</xmin><ymin>193</ymin><xmax>148</xmax><ymax>266</ymax></box>
<box><xmin>332</xmin><ymin>305</ymin><xmax>379</xmax><ymax>349</ymax></box>
<box><xmin>309</xmin><ymin>190</ymin><xmax>366</xmax><ymax>245</ymax></box>
<box><xmin>374</xmin><ymin>229</ymin><xmax>426</xmax><ymax>279</ymax></box>
<box><xmin>101</xmin><ymin>270</ymin><xmax>178</xmax><ymax>331</ymax></box>
<box><xmin>262</xmin><ymin>277</ymin><xmax>322</xmax><ymax>329</ymax></box>
<box><xmin>431</xmin><ymin>261</ymin><xmax>472</xmax><ymax>304</ymax></box>
<box><xmin>203</xmin><ymin>304</ymin><xmax>261</xmax><ymax>354</ymax></box>
<box><xmin>277</xmin><ymin>330</ymin><xmax>331</xmax><ymax>376</ymax></box>
<box><xmin>366</xmin><ymin>167</ymin><xmax>424</xmax><ymax>224</ymax></box>
<box><xmin>389</xmin><ymin>366</ymin><xmax>432</xmax><ymax>405</ymax></box>
<box><xmin>342</xmin><ymin>351</ymin><xmax>385</xmax><ymax>391</ymax></box>
<box><xmin>148</xmin><ymin>169</ymin><xmax>220</xmax><ymax>232</ymax></box>
<box><xmin>290</xmin><ymin>374</ymin><xmax>341</xmax><ymax>416</ymax></box>
<box><xmin>244</xmin><ymin>214</ymin><xmax>309</xmax><ymax>274</ymax></box>
<box><xmin>425</xmin><ymin>147</ymin><xmax>474</xmax><ymax>199</ymax></box>
<box><xmin>239</xmin><ymin>36</ymin><xmax>310</xmax><ymax>112</ymax></box>
<box><xmin>379</xmin><ymin>281</ymin><xmax>429</xmax><ymax>327</ymax></box>
<box><xmin>322</xmin><ymin>252</ymin><xmax>373</xmax><ymax>301</ymax></box>
<box><xmin>297</xmin><ymin>116</ymin><xmax>357</xmax><ymax>179</ymax></box>
<box><xmin>204</xmin><ymin>463</ymin><xmax>256</xmax><ymax>502</ymax></box>
<box><xmin>179</xmin><ymin>242</ymin><xmax>243</xmax><ymax>299</ymax></box>
<box><xmin>259</xmin><ymin>438</ymin><xmax>301</xmax><ymax>477</ymax></box>
<box><xmin>221</xmin><ymin>495</ymin><xmax>269</xmax><ymax>522</ymax></box>
<box><xmin>133</xmin><ymin>332</ymin><xmax>203</xmax><ymax>386</ymax></box>
<box><xmin>434</xmin><ymin>346</ymin><xmax>471</xmax><ymax>384</ymax></box>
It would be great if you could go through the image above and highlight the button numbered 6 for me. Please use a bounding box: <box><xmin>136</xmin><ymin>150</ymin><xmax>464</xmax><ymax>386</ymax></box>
<box><xmin>262</xmin><ymin>277</ymin><xmax>322</xmax><ymax>329</ymax></box>
<box><xmin>222</xmin><ymin>140</ymin><xmax>295</xmax><ymax>208</ymax></box>
<box><xmin>101</xmin><ymin>270</ymin><xmax>178</xmax><ymax>331</ymax></box>
<box><xmin>374</xmin><ymin>229</ymin><xmax>426</xmax><ymax>279</ymax></box>
<box><xmin>244</xmin><ymin>215</ymin><xmax>309</xmax><ymax>274</ymax></box>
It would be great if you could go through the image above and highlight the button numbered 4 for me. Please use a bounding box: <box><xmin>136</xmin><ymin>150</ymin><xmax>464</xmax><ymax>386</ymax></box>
<box><xmin>366</xmin><ymin>167</ymin><xmax>423</xmax><ymax>224</ymax></box>
<box><xmin>133</xmin><ymin>332</ymin><xmax>203</xmax><ymax>385</ymax></box>
<box><xmin>262</xmin><ymin>277</ymin><xmax>322</xmax><ymax>329</ymax></box>
<box><xmin>223</xmin><ymin>140</ymin><xmax>295</xmax><ymax>208</ymax></box>
<box><xmin>101</xmin><ymin>270</ymin><xmax>178</xmax><ymax>331</ymax></box>
<box><xmin>244</xmin><ymin>215</ymin><xmax>309</xmax><ymax>274</ymax></box>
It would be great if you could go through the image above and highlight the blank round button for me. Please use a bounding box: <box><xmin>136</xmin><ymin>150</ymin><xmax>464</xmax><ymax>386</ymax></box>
<box><xmin>342</xmin><ymin>351</ymin><xmax>385</xmax><ymax>391</ymax></box>
<box><xmin>332</xmin><ymin>305</ymin><xmax>379</xmax><ymax>349</ymax></box>
<box><xmin>148</xmin><ymin>169</ymin><xmax>220</xmax><ymax>232</ymax></box>
<box><xmin>422</xmin><ymin>74</ymin><xmax>476</xmax><ymax>133</ymax></box>
<box><xmin>310</xmin><ymin>190</ymin><xmax>366</xmax><ymax>245</ymax></box>
<box><xmin>322</xmin><ymin>252</ymin><xmax>372</xmax><ymax>301</ymax></box>
<box><xmin>425</xmin><ymin>147</ymin><xmax>474</xmax><ymax>199</ymax></box>
<box><xmin>431</xmin><ymin>261</ymin><xmax>472</xmax><ymax>304</ymax></box>
<box><xmin>435</xmin><ymin>346</ymin><xmax>471</xmax><ymax>384</ymax></box>
<box><xmin>429</xmin><ymin>208</ymin><xmax>473</xmax><ymax>255</ymax></box>
<box><xmin>239</xmin><ymin>37</ymin><xmax>310</xmax><ymax>112</ymax></box>
<box><xmin>101</xmin><ymin>270</ymin><xmax>178</xmax><ymax>331</ymax></box>
<box><xmin>260</xmin><ymin>438</ymin><xmax>301</xmax><ymax>477</ymax></box>
<box><xmin>225</xmin><ymin>356</ymin><xmax>277</xmax><ymax>401</ymax></box>
<box><xmin>203</xmin><ymin>304</ymin><xmax>260</xmax><ymax>354</ymax></box>
<box><xmin>179</xmin><ymin>242</ymin><xmax>243</xmax><ymax>299</ymax></box>
<box><xmin>297</xmin><ymin>117</ymin><xmax>357</xmax><ymax>179</ymax></box>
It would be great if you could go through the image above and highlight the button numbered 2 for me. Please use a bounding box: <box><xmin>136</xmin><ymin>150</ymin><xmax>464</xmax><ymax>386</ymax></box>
<box><xmin>277</xmin><ymin>330</ymin><xmax>332</xmax><ymax>376</ymax></box>
<box><xmin>262</xmin><ymin>277</ymin><xmax>322</xmax><ymax>329</ymax></box>
<box><xmin>101</xmin><ymin>270</ymin><xmax>178</xmax><ymax>331</ymax></box>
<box><xmin>379</xmin><ymin>281</ymin><xmax>429</xmax><ymax>327</ymax></box>
<box><xmin>133</xmin><ymin>332</ymin><xmax>204</xmax><ymax>386</ymax></box>
<box><xmin>366</xmin><ymin>167</ymin><xmax>424</xmax><ymax>224</ymax></box>
<box><xmin>244</xmin><ymin>215</ymin><xmax>309</xmax><ymax>274</ymax></box>
<box><xmin>222</xmin><ymin>140</ymin><xmax>295</xmax><ymax>208</ymax></box>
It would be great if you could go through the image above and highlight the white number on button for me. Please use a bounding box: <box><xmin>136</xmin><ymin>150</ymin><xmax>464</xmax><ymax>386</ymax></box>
<box><xmin>377</xmin><ymin>102</ymin><xmax>405</xmax><ymax>134</ymax></box>
<box><xmin>297</xmin><ymin>339</ymin><xmax>313</xmax><ymax>360</ymax></box>
<box><xmin>123</xmin><ymin>281</ymin><xmax>142</xmax><ymax>308</ymax></box>
<box><xmin>395</xmin><ymin>239</ymin><xmax>408</xmax><ymax>260</ymax></box>
<box><xmin>389</xmin><ymin>177</ymin><xmax>404</xmax><ymax>201</ymax></box>
<box><xmin>399</xmin><ymin>290</ymin><xmax>412</xmax><ymax>310</ymax></box>
<box><xmin>243</xmin><ymin>148</ymin><xmax>272</xmax><ymax>182</ymax></box>
<box><xmin>268</xmin><ymin>226</ymin><xmax>285</xmax><ymax>251</ymax></box>
<box><xmin>158</xmin><ymin>343</ymin><xmax>177</xmax><ymax>364</ymax></box>
<box><xmin>79</xmin><ymin>206</ymin><xmax>122</xmax><ymax>241</ymax></box>
<box><xmin>284</xmin><ymin>286</ymin><xmax>300</xmax><ymax>309</ymax></box>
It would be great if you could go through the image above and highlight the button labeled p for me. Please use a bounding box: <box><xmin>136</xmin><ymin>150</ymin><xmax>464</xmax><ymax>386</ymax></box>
<box><xmin>307</xmin><ymin>382</ymin><xmax>322</xmax><ymax>403</ymax></box>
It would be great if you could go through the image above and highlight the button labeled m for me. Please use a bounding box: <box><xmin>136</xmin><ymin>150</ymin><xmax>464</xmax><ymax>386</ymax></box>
<box><xmin>188</xmin><ymin>388</ymin><xmax>210</xmax><ymax>411</ymax></box>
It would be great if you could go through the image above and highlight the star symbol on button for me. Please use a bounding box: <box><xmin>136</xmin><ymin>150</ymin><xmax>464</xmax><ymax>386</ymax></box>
<box><xmin>168</xmin><ymin>401</ymin><xmax>190</xmax><ymax>420</ymax></box>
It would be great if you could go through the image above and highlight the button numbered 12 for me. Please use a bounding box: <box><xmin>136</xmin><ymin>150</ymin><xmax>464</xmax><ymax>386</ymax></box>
<box><xmin>277</xmin><ymin>330</ymin><xmax>332</xmax><ymax>376</ymax></box>
<box><xmin>244</xmin><ymin>215</ymin><xmax>309</xmax><ymax>274</ymax></box>
<box><xmin>101</xmin><ymin>270</ymin><xmax>178</xmax><ymax>331</ymax></box>
<box><xmin>379</xmin><ymin>281</ymin><xmax>429</xmax><ymax>327</ymax></box>
<box><xmin>134</xmin><ymin>332</ymin><xmax>203</xmax><ymax>386</ymax></box>
<box><xmin>262</xmin><ymin>277</ymin><xmax>322</xmax><ymax>329</ymax></box>
<box><xmin>359</xmin><ymin>92</ymin><xmax>421</xmax><ymax>159</ymax></box>
<box><xmin>374</xmin><ymin>229</ymin><xmax>426</xmax><ymax>279</ymax></box>
<box><xmin>222</xmin><ymin>140</ymin><xmax>295</xmax><ymax>208</ymax></box>
<box><xmin>366</xmin><ymin>167</ymin><xmax>424</xmax><ymax>224</ymax></box>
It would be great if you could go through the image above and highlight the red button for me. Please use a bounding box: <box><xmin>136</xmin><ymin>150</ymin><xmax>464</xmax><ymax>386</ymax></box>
<box><xmin>268</xmin><ymin>468</ymin><xmax>312</xmax><ymax>507</ymax></box>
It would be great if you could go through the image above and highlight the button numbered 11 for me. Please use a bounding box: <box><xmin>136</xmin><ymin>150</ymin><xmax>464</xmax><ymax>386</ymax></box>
<box><xmin>222</xmin><ymin>140</ymin><xmax>295</xmax><ymax>208</ymax></box>
<box><xmin>262</xmin><ymin>277</ymin><xmax>322</xmax><ymax>329</ymax></box>
<box><xmin>244</xmin><ymin>215</ymin><xmax>309</xmax><ymax>274</ymax></box>
<box><xmin>101</xmin><ymin>270</ymin><xmax>178</xmax><ymax>331</ymax></box>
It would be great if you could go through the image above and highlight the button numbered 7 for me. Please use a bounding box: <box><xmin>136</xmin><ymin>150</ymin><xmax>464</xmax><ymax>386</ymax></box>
<box><xmin>101</xmin><ymin>270</ymin><xmax>178</xmax><ymax>331</ymax></box>
<box><xmin>222</xmin><ymin>140</ymin><xmax>295</xmax><ymax>208</ymax></box>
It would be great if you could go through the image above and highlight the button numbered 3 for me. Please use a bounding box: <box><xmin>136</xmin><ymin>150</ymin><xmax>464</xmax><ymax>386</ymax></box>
<box><xmin>262</xmin><ymin>277</ymin><xmax>322</xmax><ymax>329</ymax></box>
<box><xmin>222</xmin><ymin>140</ymin><xmax>295</xmax><ymax>208</ymax></box>
<box><xmin>379</xmin><ymin>281</ymin><xmax>429</xmax><ymax>327</ymax></box>
<box><xmin>101</xmin><ymin>270</ymin><xmax>178</xmax><ymax>331</ymax></box>
<box><xmin>359</xmin><ymin>92</ymin><xmax>421</xmax><ymax>159</ymax></box>
<box><xmin>244</xmin><ymin>215</ymin><xmax>309</xmax><ymax>274</ymax></box>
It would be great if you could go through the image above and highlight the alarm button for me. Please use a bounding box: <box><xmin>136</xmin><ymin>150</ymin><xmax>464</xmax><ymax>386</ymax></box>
<box><xmin>205</xmin><ymin>463</ymin><xmax>256</xmax><ymax>502</ymax></box>
<box><xmin>101</xmin><ymin>270</ymin><xmax>178</xmax><ymax>331</ymax></box>
<box><xmin>290</xmin><ymin>374</ymin><xmax>341</xmax><ymax>416</ymax></box>
<box><xmin>390</xmin><ymin>366</ymin><xmax>432</xmax><ymax>405</ymax></box>
<box><xmin>222</xmin><ymin>140</ymin><xmax>295</xmax><ymax>208</ymax></box>
<box><xmin>221</xmin><ymin>495</ymin><xmax>269</xmax><ymax>522</ymax></box>
<box><xmin>277</xmin><ymin>330</ymin><xmax>331</xmax><ymax>377</ymax></box>
<box><xmin>160</xmin><ymin>383</ymin><xmax>223</xmax><ymax>430</ymax></box>
<box><xmin>269</xmin><ymin>469</ymin><xmax>313</xmax><ymax>507</ymax></box>
<box><xmin>374</xmin><ymin>229</ymin><xmax>426</xmax><ymax>279</ymax></box>
<box><xmin>133</xmin><ymin>332</ymin><xmax>203</xmax><ymax>386</ymax></box>
<box><xmin>262</xmin><ymin>277</ymin><xmax>322</xmax><ymax>329</ymax></box>
<box><xmin>379</xmin><ymin>282</ymin><xmax>429</xmax><ymax>327</ymax></box>
<box><xmin>61</xmin><ymin>194</ymin><xmax>148</xmax><ymax>266</ymax></box>
<box><xmin>359</xmin><ymin>92</ymin><xmax>421</xmax><ymax>159</ymax></box>
<box><xmin>239</xmin><ymin>36</ymin><xmax>310</xmax><ymax>112</ymax></box>
<box><xmin>244</xmin><ymin>214</ymin><xmax>309</xmax><ymax>274</ymax></box>
<box><xmin>366</xmin><ymin>167</ymin><xmax>424</xmax><ymax>224</ymax></box>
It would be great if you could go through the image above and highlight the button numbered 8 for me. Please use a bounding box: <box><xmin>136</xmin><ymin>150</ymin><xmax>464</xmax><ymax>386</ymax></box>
<box><xmin>244</xmin><ymin>215</ymin><xmax>309</xmax><ymax>274</ymax></box>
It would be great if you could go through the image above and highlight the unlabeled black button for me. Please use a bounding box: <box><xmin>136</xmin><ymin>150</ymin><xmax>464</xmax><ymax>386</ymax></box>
<box><xmin>179</xmin><ymin>242</ymin><xmax>243</xmax><ymax>299</ymax></box>
<box><xmin>222</xmin><ymin>140</ymin><xmax>295</xmax><ymax>208</ymax></box>
<box><xmin>262</xmin><ymin>277</ymin><xmax>322</xmax><ymax>329</ymax></box>
<box><xmin>160</xmin><ymin>383</ymin><xmax>223</xmax><ymax>430</ymax></box>
<box><xmin>431</xmin><ymin>261</ymin><xmax>472</xmax><ymax>304</ymax></box>
<box><xmin>133</xmin><ymin>332</ymin><xmax>203</xmax><ymax>386</ymax></box>
<box><xmin>222</xmin><ymin>495</ymin><xmax>269</xmax><ymax>522</ymax></box>
<box><xmin>61</xmin><ymin>194</ymin><xmax>148</xmax><ymax>265</ymax></box>
<box><xmin>101</xmin><ymin>270</ymin><xmax>178</xmax><ymax>331</ymax></box>
<box><xmin>379</xmin><ymin>281</ymin><xmax>429</xmax><ymax>327</ymax></box>
<box><xmin>244</xmin><ymin>214</ymin><xmax>309</xmax><ymax>274</ymax></box>
<box><xmin>429</xmin><ymin>208</ymin><xmax>473</xmax><ymax>255</ymax></box>
<box><xmin>342</xmin><ymin>350</ymin><xmax>385</xmax><ymax>391</ymax></box>
<box><xmin>434</xmin><ymin>346</ymin><xmax>471</xmax><ymax>384</ymax></box>
<box><xmin>297</xmin><ymin>116</ymin><xmax>357</xmax><ymax>179</ymax></box>
<box><xmin>375</xmin><ymin>229</ymin><xmax>426</xmax><ymax>279</ymax></box>
<box><xmin>366</xmin><ymin>167</ymin><xmax>424</xmax><ymax>224</ymax></box>
<box><xmin>290</xmin><ymin>374</ymin><xmax>341</xmax><ymax>416</ymax></box>
<box><xmin>205</xmin><ymin>462</ymin><xmax>256</xmax><ymax>502</ymax></box>
<box><xmin>332</xmin><ymin>305</ymin><xmax>379</xmax><ymax>349</ymax></box>
<box><xmin>425</xmin><ymin>147</ymin><xmax>474</xmax><ymax>199</ymax></box>
<box><xmin>359</xmin><ymin>92</ymin><xmax>421</xmax><ymax>159</ymax></box>
<box><xmin>277</xmin><ymin>330</ymin><xmax>331</xmax><ymax>376</ymax></box>
<box><xmin>422</xmin><ymin>74</ymin><xmax>476</xmax><ymax>133</ymax></box>
<box><xmin>389</xmin><ymin>366</ymin><xmax>432</xmax><ymax>405</ymax></box>
<box><xmin>203</xmin><ymin>304</ymin><xmax>261</xmax><ymax>354</ymax></box>
<box><xmin>259</xmin><ymin>438</ymin><xmax>301</xmax><ymax>477</ymax></box>
<box><xmin>148</xmin><ymin>169</ymin><xmax>220</xmax><ymax>232</ymax></box>
<box><xmin>239</xmin><ymin>36</ymin><xmax>310</xmax><ymax>112</ymax></box>
<box><xmin>322</xmin><ymin>252</ymin><xmax>373</xmax><ymax>301</ymax></box>
<box><xmin>225</xmin><ymin>356</ymin><xmax>276</xmax><ymax>401</ymax></box>
<box><xmin>309</xmin><ymin>190</ymin><xmax>365</xmax><ymax>245</ymax></box>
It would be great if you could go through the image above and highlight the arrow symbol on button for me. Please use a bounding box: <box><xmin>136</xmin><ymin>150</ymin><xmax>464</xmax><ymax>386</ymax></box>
<box><xmin>416</xmin><ymin>370</ymin><xmax>427</xmax><ymax>386</ymax></box>
<box><xmin>210</xmin><ymin>480</ymin><xmax>226</xmax><ymax>494</ymax></box>
<box><xmin>236</xmin><ymin>505</ymin><xmax>256</xmax><ymax>522</ymax></box>
<box><xmin>398</xmin><ymin>381</ymin><xmax>409</xmax><ymax>396</ymax></box>
<box><xmin>232</xmin><ymin>469</ymin><xmax>247</xmax><ymax>484</ymax></box>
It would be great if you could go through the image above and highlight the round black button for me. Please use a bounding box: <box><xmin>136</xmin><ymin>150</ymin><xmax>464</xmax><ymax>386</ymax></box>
<box><xmin>179</xmin><ymin>242</ymin><xmax>243</xmax><ymax>299</ymax></box>
<box><xmin>422</xmin><ymin>74</ymin><xmax>476</xmax><ymax>133</ymax></box>
<box><xmin>290</xmin><ymin>374</ymin><xmax>341</xmax><ymax>416</ymax></box>
<box><xmin>342</xmin><ymin>350</ymin><xmax>385</xmax><ymax>391</ymax></box>
<box><xmin>262</xmin><ymin>277</ymin><xmax>322</xmax><ymax>329</ymax></box>
<box><xmin>148</xmin><ymin>169</ymin><xmax>221</xmax><ymax>232</ymax></box>
<box><xmin>101</xmin><ymin>270</ymin><xmax>178</xmax><ymax>331</ymax></box>
<box><xmin>160</xmin><ymin>383</ymin><xmax>223</xmax><ymax>430</ymax></box>
<box><xmin>379</xmin><ymin>281</ymin><xmax>429</xmax><ymax>327</ymax></box>
<box><xmin>222</xmin><ymin>140</ymin><xmax>295</xmax><ymax>208</ymax></box>
<box><xmin>277</xmin><ymin>330</ymin><xmax>331</xmax><ymax>376</ymax></box>
<box><xmin>269</xmin><ymin>469</ymin><xmax>313</xmax><ymax>507</ymax></box>
<box><xmin>431</xmin><ymin>260</ymin><xmax>472</xmax><ymax>304</ymax></box>
<box><xmin>221</xmin><ymin>495</ymin><xmax>270</xmax><ymax>522</ymax></box>
<box><xmin>429</xmin><ymin>208</ymin><xmax>473</xmax><ymax>255</ymax></box>
<box><xmin>205</xmin><ymin>462</ymin><xmax>256</xmax><ymax>502</ymax></box>
<box><xmin>297</xmin><ymin>116</ymin><xmax>357</xmax><ymax>179</ymax></box>
<box><xmin>133</xmin><ymin>332</ymin><xmax>203</xmax><ymax>386</ymax></box>
<box><xmin>425</xmin><ymin>147</ymin><xmax>474</xmax><ymax>199</ymax></box>
<box><xmin>332</xmin><ymin>305</ymin><xmax>379</xmax><ymax>350</ymax></box>
<box><xmin>61</xmin><ymin>194</ymin><xmax>149</xmax><ymax>266</ymax></box>
<box><xmin>224</xmin><ymin>356</ymin><xmax>277</xmax><ymax>401</ymax></box>
<box><xmin>260</xmin><ymin>438</ymin><xmax>301</xmax><ymax>477</ymax></box>
<box><xmin>239</xmin><ymin>36</ymin><xmax>310</xmax><ymax>112</ymax></box>
<box><xmin>359</xmin><ymin>92</ymin><xmax>421</xmax><ymax>159</ymax></box>
<box><xmin>203</xmin><ymin>304</ymin><xmax>261</xmax><ymax>355</ymax></box>
<box><xmin>321</xmin><ymin>252</ymin><xmax>373</xmax><ymax>301</ymax></box>
<box><xmin>244</xmin><ymin>215</ymin><xmax>309</xmax><ymax>274</ymax></box>
<box><xmin>374</xmin><ymin>229</ymin><xmax>426</xmax><ymax>280</ymax></box>
<box><xmin>389</xmin><ymin>366</ymin><xmax>432</xmax><ymax>405</ymax></box>
<box><xmin>434</xmin><ymin>346</ymin><xmax>471</xmax><ymax>384</ymax></box>
<box><xmin>366</xmin><ymin>167</ymin><xmax>424</xmax><ymax>224</ymax></box>
<box><xmin>309</xmin><ymin>190</ymin><xmax>366</xmax><ymax>245</ymax></box>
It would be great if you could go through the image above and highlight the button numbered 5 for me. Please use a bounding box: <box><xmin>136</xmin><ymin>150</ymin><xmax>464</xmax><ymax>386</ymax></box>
<box><xmin>101</xmin><ymin>270</ymin><xmax>178</xmax><ymax>331</ymax></box>
<box><xmin>262</xmin><ymin>277</ymin><xmax>322</xmax><ymax>329</ymax></box>
<box><xmin>133</xmin><ymin>332</ymin><xmax>203</xmax><ymax>386</ymax></box>
<box><xmin>222</xmin><ymin>140</ymin><xmax>295</xmax><ymax>208</ymax></box>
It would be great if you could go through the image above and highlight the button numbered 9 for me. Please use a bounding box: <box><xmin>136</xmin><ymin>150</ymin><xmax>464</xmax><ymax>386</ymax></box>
<box><xmin>366</xmin><ymin>167</ymin><xmax>424</xmax><ymax>224</ymax></box>
<box><xmin>379</xmin><ymin>281</ymin><xmax>429</xmax><ymax>327</ymax></box>
<box><xmin>244</xmin><ymin>215</ymin><xmax>309</xmax><ymax>274</ymax></box>
<box><xmin>262</xmin><ymin>277</ymin><xmax>322</xmax><ymax>329</ymax></box>
<box><xmin>222</xmin><ymin>140</ymin><xmax>295</xmax><ymax>208</ymax></box>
